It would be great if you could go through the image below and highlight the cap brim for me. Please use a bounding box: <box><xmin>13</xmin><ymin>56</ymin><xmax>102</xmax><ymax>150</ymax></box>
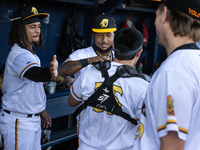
<box><xmin>92</xmin><ymin>28</ymin><xmax>117</xmax><ymax>33</ymax></box>
<box><xmin>23</xmin><ymin>13</ymin><xmax>49</xmax><ymax>20</ymax></box>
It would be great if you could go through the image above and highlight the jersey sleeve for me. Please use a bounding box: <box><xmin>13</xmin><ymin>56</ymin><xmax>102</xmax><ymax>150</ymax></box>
<box><xmin>12</xmin><ymin>52</ymin><xmax>40</xmax><ymax>80</ymax></box>
<box><xmin>152</xmin><ymin>71</ymin><xmax>195</xmax><ymax>141</ymax></box>
<box><xmin>135</xmin><ymin>84</ymin><xmax>148</xmax><ymax>120</ymax></box>
<box><xmin>70</xmin><ymin>72</ymin><xmax>85</xmax><ymax>102</ymax></box>
<box><xmin>65</xmin><ymin>49</ymin><xmax>88</xmax><ymax>62</ymax></box>
<box><xmin>70</xmin><ymin>67</ymin><xmax>97</xmax><ymax>101</ymax></box>
<box><xmin>135</xmin><ymin>97</ymin><xmax>144</xmax><ymax>121</ymax></box>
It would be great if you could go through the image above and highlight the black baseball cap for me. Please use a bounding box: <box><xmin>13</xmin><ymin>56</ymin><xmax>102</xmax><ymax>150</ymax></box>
<box><xmin>10</xmin><ymin>5</ymin><xmax>48</xmax><ymax>24</ymax></box>
<box><xmin>161</xmin><ymin>0</ymin><xmax>200</xmax><ymax>21</ymax></box>
<box><xmin>92</xmin><ymin>13</ymin><xmax>117</xmax><ymax>33</ymax></box>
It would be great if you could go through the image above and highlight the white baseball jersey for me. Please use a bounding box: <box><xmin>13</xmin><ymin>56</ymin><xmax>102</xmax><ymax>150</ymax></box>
<box><xmin>70</xmin><ymin>62</ymin><xmax>149</xmax><ymax>150</ymax></box>
<box><xmin>196</xmin><ymin>41</ymin><xmax>200</xmax><ymax>48</ymax></box>
<box><xmin>134</xmin><ymin>45</ymin><xmax>200</xmax><ymax>150</ymax></box>
<box><xmin>0</xmin><ymin>43</ymin><xmax>45</xmax><ymax>150</ymax></box>
<box><xmin>65</xmin><ymin>46</ymin><xmax>114</xmax><ymax>79</ymax></box>
<box><xmin>1</xmin><ymin>43</ymin><xmax>46</xmax><ymax>114</ymax></box>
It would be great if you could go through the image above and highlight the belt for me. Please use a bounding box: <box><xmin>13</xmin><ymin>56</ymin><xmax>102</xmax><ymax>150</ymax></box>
<box><xmin>3</xmin><ymin>109</ymin><xmax>41</xmax><ymax>118</ymax></box>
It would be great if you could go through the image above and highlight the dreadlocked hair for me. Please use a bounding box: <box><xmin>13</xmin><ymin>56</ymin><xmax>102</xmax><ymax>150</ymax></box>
<box><xmin>8</xmin><ymin>20</ymin><xmax>45</xmax><ymax>52</ymax></box>
<box><xmin>39</xmin><ymin>29</ymin><xmax>45</xmax><ymax>50</ymax></box>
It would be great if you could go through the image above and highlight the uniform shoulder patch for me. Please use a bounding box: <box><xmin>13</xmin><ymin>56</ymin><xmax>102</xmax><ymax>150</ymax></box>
<box><xmin>167</xmin><ymin>95</ymin><xmax>175</xmax><ymax>116</ymax></box>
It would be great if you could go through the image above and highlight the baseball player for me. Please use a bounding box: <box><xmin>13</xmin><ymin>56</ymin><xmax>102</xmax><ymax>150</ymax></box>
<box><xmin>134</xmin><ymin>0</ymin><xmax>200</xmax><ymax>150</ymax></box>
<box><xmin>67</xmin><ymin>28</ymin><xmax>149</xmax><ymax>150</ymax></box>
<box><xmin>59</xmin><ymin>13</ymin><xmax>116</xmax><ymax>79</ymax></box>
<box><xmin>0</xmin><ymin>5</ymin><xmax>58</xmax><ymax>150</ymax></box>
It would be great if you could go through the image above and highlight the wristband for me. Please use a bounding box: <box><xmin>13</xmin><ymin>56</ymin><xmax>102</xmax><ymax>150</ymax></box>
<box><xmin>79</xmin><ymin>58</ymin><xmax>88</xmax><ymax>68</ymax></box>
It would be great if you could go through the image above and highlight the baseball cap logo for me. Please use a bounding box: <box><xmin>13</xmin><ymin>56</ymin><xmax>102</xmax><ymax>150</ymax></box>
<box><xmin>31</xmin><ymin>7</ymin><xmax>38</xmax><ymax>14</ymax></box>
<box><xmin>188</xmin><ymin>8</ymin><xmax>200</xmax><ymax>18</ymax></box>
<box><xmin>100</xmin><ymin>19</ymin><xmax>109</xmax><ymax>28</ymax></box>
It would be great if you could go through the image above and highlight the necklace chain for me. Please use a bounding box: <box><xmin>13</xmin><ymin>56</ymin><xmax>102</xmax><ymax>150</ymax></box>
<box><xmin>95</xmin><ymin>50</ymin><xmax>112</xmax><ymax>61</ymax></box>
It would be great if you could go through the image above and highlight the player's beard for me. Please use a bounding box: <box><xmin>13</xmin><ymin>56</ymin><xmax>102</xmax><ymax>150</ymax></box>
<box><xmin>32</xmin><ymin>40</ymin><xmax>40</xmax><ymax>47</ymax></box>
<box><xmin>92</xmin><ymin>44</ymin><xmax>112</xmax><ymax>54</ymax></box>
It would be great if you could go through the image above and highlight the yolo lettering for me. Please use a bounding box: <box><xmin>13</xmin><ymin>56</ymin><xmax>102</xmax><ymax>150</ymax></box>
<box><xmin>188</xmin><ymin>8</ymin><xmax>200</xmax><ymax>18</ymax></box>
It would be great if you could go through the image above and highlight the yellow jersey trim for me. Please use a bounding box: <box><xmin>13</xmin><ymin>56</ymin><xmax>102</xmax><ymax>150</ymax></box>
<box><xmin>157</xmin><ymin>120</ymin><xmax>188</xmax><ymax>134</ymax></box>
<box><xmin>19</xmin><ymin>63</ymin><xmax>39</xmax><ymax>78</ymax></box>
<box><xmin>15</xmin><ymin>119</ymin><xmax>19</xmax><ymax>150</ymax></box>
<box><xmin>72</xmin><ymin>85</ymin><xmax>82</xmax><ymax>100</ymax></box>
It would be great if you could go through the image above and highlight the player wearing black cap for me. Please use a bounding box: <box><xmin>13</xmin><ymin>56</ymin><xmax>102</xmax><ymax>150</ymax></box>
<box><xmin>59</xmin><ymin>13</ymin><xmax>117</xmax><ymax>80</ymax></box>
<box><xmin>67</xmin><ymin>28</ymin><xmax>149</xmax><ymax>150</ymax></box>
<box><xmin>0</xmin><ymin>5</ymin><xmax>58</xmax><ymax>150</ymax></box>
<box><xmin>134</xmin><ymin>0</ymin><xmax>200</xmax><ymax>150</ymax></box>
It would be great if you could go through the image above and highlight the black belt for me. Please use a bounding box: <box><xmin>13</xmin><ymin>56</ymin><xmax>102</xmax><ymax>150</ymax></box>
<box><xmin>3</xmin><ymin>109</ymin><xmax>41</xmax><ymax>118</ymax></box>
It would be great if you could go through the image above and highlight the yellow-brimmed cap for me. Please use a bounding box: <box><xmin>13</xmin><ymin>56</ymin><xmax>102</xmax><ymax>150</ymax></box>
<box><xmin>10</xmin><ymin>5</ymin><xmax>48</xmax><ymax>24</ymax></box>
<box><xmin>92</xmin><ymin>13</ymin><xmax>117</xmax><ymax>33</ymax></box>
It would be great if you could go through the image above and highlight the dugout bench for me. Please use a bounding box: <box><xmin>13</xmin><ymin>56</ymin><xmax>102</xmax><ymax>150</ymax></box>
<box><xmin>41</xmin><ymin>89</ymin><xmax>78</xmax><ymax>149</ymax></box>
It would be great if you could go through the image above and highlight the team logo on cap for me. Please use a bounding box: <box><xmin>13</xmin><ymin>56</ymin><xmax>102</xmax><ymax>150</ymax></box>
<box><xmin>100</xmin><ymin>19</ymin><xmax>109</xmax><ymax>28</ymax></box>
<box><xmin>188</xmin><ymin>8</ymin><xmax>200</xmax><ymax>18</ymax></box>
<box><xmin>31</xmin><ymin>7</ymin><xmax>38</xmax><ymax>14</ymax></box>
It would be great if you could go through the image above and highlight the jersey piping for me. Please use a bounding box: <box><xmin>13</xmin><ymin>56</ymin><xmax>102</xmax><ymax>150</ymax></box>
<box><xmin>19</xmin><ymin>63</ymin><xmax>39</xmax><ymax>78</ymax></box>
<box><xmin>72</xmin><ymin>85</ymin><xmax>82</xmax><ymax>100</ymax></box>
<box><xmin>15</xmin><ymin>119</ymin><xmax>19</xmax><ymax>150</ymax></box>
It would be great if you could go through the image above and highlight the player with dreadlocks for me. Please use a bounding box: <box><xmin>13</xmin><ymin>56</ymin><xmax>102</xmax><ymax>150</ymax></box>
<box><xmin>0</xmin><ymin>5</ymin><xmax>58</xmax><ymax>150</ymax></box>
<box><xmin>8</xmin><ymin>14</ymin><xmax>45</xmax><ymax>52</ymax></box>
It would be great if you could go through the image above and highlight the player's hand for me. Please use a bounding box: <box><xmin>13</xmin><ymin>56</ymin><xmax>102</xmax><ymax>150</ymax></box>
<box><xmin>49</xmin><ymin>55</ymin><xmax>58</xmax><ymax>78</ymax></box>
<box><xmin>40</xmin><ymin>110</ymin><xmax>52</xmax><ymax>129</ymax></box>
<box><xmin>87</xmin><ymin>55</ymin><xmax>110</xmax><ymax>64</ymax></box>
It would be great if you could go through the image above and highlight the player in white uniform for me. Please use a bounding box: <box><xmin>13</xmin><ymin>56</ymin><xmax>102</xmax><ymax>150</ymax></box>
<box><xmin>59</xmin><ymin>13</ymin><xmax>116</xmax><ymax>79</ymax></box>
<box><xmin>67</xmin><ymin>28</ymin><xmax>149</xmax><ymax>150</ymax></box>
<box><xmin>0</xmin><ymin>5</ymin><xmax>58</xmax><ymax>150</ymax></box>
<box><xmin>134</xmin><ymin>0</ymin><xmax>200</xmax><ymax>150</ymax></box>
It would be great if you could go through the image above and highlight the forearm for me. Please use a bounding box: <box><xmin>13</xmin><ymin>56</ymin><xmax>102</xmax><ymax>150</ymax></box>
<box><xmin>160</xmin><ymin>131</ymin><xmax>185</xmax><ymax>150</ymax></box>
<box><xmin>59</xmin><ymin>59</ymin><xmax>88</xmax><ymax>77</ymax></box>
<box><xmin>67</xmin><ymin>92</ymin><xmax>82</xmax><ymax>107</ymax></box>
